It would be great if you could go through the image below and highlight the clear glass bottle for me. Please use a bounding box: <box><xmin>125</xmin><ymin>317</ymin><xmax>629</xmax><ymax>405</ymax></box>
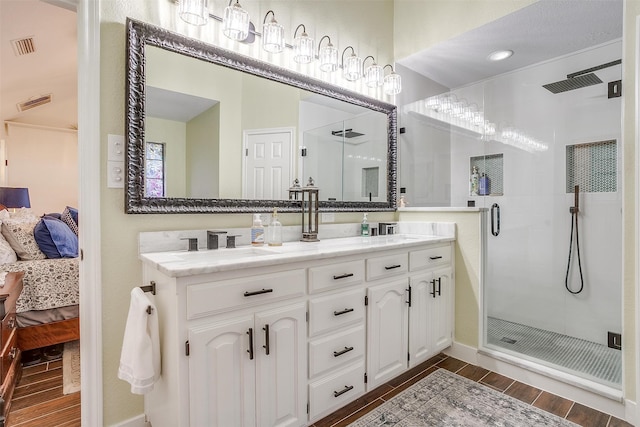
<box><xmin>470</xmin><ymin>166</ymin><xmax>479</xmax><ymax>196</ymax></box>
<box><xmin>267</xmin><ymin>208</ymin><xmax>283</xmax><ymax>246</ymax></box>
<box><xmin>251</xmin><ymin>214</ymin><xmax>265</xmax><ymax>246</ymax></box>
<box><xmin>361</xmin><ymin>213</ymin><xmax>370</xmax><ymax>237</ymax></box>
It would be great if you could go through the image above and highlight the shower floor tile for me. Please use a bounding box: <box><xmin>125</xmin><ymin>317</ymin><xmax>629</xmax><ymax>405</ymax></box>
<box><xmin>487</xmin><ymin>317</ymin><xmax>622</xmax><ymax>386</ymax></box>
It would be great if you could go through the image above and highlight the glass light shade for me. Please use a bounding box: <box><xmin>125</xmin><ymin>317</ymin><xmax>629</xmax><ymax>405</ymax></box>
<box><xmin>262</xmin><ymin>19</ymin><xmax>284</xmax><ymax>53</ymax></box>
<box><xmin>319</xmin><ymin>44</ymin><xmax>338</xmax><ymax>72</ymax></box>
<box><xmin>343</xmin><ymin>54</ymin><xmax>362</xmax><ymax>81</ymax></box>
<box><xmin>365</xmin><ymin>63</ymin><xmax>384</xmax><ymax>88</ymax></box>
<box><xmin>223</xmin><ymin>2</ymin><xmax>250</xmax><ymax>41</ymax></box>
<box><xmin>383</xmin><ymin>72</ymin><xmax>402</xmax><ymax>95</ymax></box>
<box><xmin>293</xmin><ymin>32</ymin><xmax>314</xmax><ymax>64</ymax></box>
<box><xmin>178</xmin><ymin>0</ymin><xmax>209</xmax><ymax>26</ymax></box>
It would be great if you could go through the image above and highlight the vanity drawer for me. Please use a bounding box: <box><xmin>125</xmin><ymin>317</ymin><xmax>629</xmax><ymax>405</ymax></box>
<box><xmin>186</xmin><ymin>269</ymin><xmax>305</xmax><ymax>319</ymax></box>
<box><xmin>308</xmin><ymin>288</ymin><xmax>365</xmax><ymax>337</ymax></box>
<box><xmin>366</xmin><ymin>253</ymin><xmax>408</xmax><ymax>281</ymax></box>
<box><xmin>308</xmin><ymin>260</ymin><xmax>364</xmax><ymax>294</ymax></box>
<box><xmin>410</xmin><ymin>244</ymin><xmax>452</xmax><ymax>271</ymax></box>
<box><xmin>308</xmin><ymin>360</ymin><xmax>365</xmax><ymax>420</ymax></box>
<box><xmin>309</xmin><ymin>325</ymin><xmax>365</xmax><ymax>378</ymax></box>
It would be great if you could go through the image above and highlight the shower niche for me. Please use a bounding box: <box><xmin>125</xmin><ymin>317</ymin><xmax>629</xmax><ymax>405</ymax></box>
<box><xmin>469</xmin><ymin>154</ymin><xmax>504</xmax><ymax>197</ymax></box>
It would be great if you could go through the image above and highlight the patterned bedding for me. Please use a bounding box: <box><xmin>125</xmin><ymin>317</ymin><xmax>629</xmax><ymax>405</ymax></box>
<box><xmin>1</xmin><ymin>258</ymin><xmax>79</xmax><ymax>313</ymax></box>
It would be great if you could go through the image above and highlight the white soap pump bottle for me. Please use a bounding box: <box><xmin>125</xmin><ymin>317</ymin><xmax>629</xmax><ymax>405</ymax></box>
<box><xmin>251</xmin><ymin>214</ymin><xmax>265</xmax><ymax>246</ymax></box>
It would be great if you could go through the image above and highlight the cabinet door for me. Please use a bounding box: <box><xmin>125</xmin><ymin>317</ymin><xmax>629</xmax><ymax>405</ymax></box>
<box><xmin>408</xmin><ymin>272</ymin><xmax>433</xmax><ymax>368</ymax></box>
<box><xmin>366</xmin><ymin>279</ymin><xmax>408</xmax><ymax>389</ymax></box>
<box><xmin>430</xmin><ymin>267</ymin><xmax>454</xmax><ymax>353</ymax></box>
<box><xmin>189</xmin><ymin>316</ymin><xmax>256</xmax><ymax>427</ymax></box>
<box><xmin>255</xmin><ymin>303</ymin><xmax>307</xmax><ymax>427</ymax></box>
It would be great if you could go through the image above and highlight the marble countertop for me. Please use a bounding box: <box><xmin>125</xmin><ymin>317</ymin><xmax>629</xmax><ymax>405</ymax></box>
<box><xmin>140</xmin><ymin>234</ymin><xmax>454</xmax><ymax>278</ymax></box>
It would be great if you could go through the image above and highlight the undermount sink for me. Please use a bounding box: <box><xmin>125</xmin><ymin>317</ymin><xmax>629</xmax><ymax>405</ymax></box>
<box><xmin>173</xmin><ymin>246</ymin><xmax>278</xmax><ymax>261</ymax></box>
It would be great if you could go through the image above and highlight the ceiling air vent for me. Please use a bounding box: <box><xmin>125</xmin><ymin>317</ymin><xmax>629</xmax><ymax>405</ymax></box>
<box><xmin>16</xmin><ymin>94</ymin><xmax>52</xmax><ymax>112</ymax></box>
<box><xmin>11</xmin><ymin>37</ymin><xmax>36</xmax><ymax>56</ymax></box>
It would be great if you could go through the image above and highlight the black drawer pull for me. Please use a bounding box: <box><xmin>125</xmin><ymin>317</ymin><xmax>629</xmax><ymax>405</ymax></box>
<box><xmin>430</xmin><ymin>279</ymin><xmax>437</xmax><ymax>298</ymax></box>
<box><xmin>333</xmin><ymin>385</ymin><xmax>354</xmax><ymax>397</ymax></box>
<box><xmin>333</xmin><ymin>346</ymin><xmax>354</xmax><ymax>357</ymax></box>
<box><xmin>244</xmin><ymin>288</ymin><xmax>274</xmax><ymax>297</ymax></box>
<box><xmin>263</xmin><ymin>324</ymin><xmax>270</xmax><ymax>355</ymax></box>
<box><xmin>429</xmin><ymin>256</ymin><xmax>443</xmax><ymax>260</ymax></box>
<box><xmin>333</xmin><ymin>273</ymin><xmax>354</xmax><ymax>280</ymax></box>
<box><xmin>384</xmin><ymin>264</ymin><xmax>402</xmax><ymax>270</ymax></box>
<box><xmin>334</xmin><ymin>308</ymin><xmax>354</xmax><ymax>316</ymax></box>
<box><xmin>437</xmin><ymin>277</ymin><xmax>442</xmax><ymax>296</ymax></box>
<box><xmin>247</xmin><ymin>328</ymin><xmax>254</xmax><ymax>360</ymax></box>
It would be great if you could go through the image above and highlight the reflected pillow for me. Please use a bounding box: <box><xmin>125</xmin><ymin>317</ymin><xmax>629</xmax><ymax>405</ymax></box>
<box><xmin>61</xmin><ymin>206</ymin><xmax>78</xmax><ymax>235</ymax></box>
<box><xmin>33</xmin><ymin>217</ymin><xmax>78</xmax><ymax>259</ymax></box>
<box><xmin>0</xmin><ymin>231</ymin><xmax>17</xmax><ymax>265</ymax></box>
<box><xmin>1</xmin><ymin>218</ymin><xmax>46</xmax><ymax>260</ymax></box>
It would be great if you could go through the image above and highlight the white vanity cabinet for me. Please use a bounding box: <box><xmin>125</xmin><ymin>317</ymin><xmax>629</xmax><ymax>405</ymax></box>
<box><xmin>188</xmin><ymin>302</ymin><xmax>307</xmax><ymax>427</ymax></box>
<box><xmin>408</xmin><ymin>244</ymin><xmax>455</xmax><ymax>368</ymax></box>
<box><xmin>143</xmin><ymin>265</ymin><xmax>308</xmax><ymax>427</ymax></box>
<box><xmin>140</xmin><ymin>235</ymin><xmax>455</xmax><ymax>427</ymax></box>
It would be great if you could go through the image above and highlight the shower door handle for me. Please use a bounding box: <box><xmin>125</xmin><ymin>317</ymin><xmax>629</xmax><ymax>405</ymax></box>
<box><xmin>491</xmin><ymin>203</ymin><xmax>500</xmax><ymax>236</ymax></box>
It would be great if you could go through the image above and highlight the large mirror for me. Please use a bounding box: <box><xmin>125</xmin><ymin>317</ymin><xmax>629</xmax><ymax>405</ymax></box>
<box><xmin>125</xmin><ymin>18</ymin><xmax>397</xmax><ymax>213</ymax></box>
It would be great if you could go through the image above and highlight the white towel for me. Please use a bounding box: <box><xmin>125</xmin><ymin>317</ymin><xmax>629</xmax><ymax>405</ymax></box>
<box><xmin>118</xmin><ymin>287</ymin><xmax>161</xmax><ymax>394</ymax></box>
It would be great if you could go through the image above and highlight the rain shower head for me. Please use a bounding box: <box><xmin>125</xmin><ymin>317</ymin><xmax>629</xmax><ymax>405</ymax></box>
<box><xmin>331</xmin><ymin>128</ymin><xmax>364</xmax><ymax>138</ymax></box>
<box><xmin>542</xmin><ymin>59</ymin><xmax>621</xmax><ymax>94</ymax></box>
<box><xmin>542</xmin><ymin>73</ymin><xmax>602</xmax><ymax>94</ymax></box>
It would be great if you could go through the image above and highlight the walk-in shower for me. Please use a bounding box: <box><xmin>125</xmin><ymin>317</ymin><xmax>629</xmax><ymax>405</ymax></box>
<box><xmin>399</xmin><ymin>38</ymin><xmax>623</xmax><ymax>393</ymax></box>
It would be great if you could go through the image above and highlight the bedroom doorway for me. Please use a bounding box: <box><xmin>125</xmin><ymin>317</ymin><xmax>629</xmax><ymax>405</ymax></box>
<box><xmin>0</xmin><ymin>0</ymin><xmax>82</xmax><ymax>424</ymax></box>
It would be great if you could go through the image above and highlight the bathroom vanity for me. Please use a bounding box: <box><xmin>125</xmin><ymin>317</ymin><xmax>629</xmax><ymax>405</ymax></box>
<box><xmin>139</xmin><ymin>233</ymin><xmax>454</xmax><ymax>426</ymax></box>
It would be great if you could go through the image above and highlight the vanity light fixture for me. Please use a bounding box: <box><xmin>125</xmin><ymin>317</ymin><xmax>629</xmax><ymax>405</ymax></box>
<box><xmin>342</xmin><ymin>46</ymin><xmax>362</xmax><ymax>81</ymax></box>
<box><xmin>363</xmin><ymin>56</ymin><xmax>383</xmax><ymax>88</ymax></box>
<box><xmin>383</xmin><ymin>64</ymin><xmax>402</xmax><ymax>95</ymax></box>
<box><xmin>178</xmin><ymin>0</ymin><xmax>209</xmax><ymax>26</ymax></box>
<box><xmin>292</xmin><ymin>24</ymin><xmax>314</xmax><ymax>64</ymax></box>
<box><xmin>222</xmin><ymin>0</ymin><xmax>250</xmax><ymax>41</ymax></box>
<box><xmin>262</xmin><ymin>10</ymin><xmax>284</xmax><ymax>53</ymax></box>
<box><xmin>318</xmin><ymin>35</ymin><xmax>338</xmax><ymax>72</ymax></box>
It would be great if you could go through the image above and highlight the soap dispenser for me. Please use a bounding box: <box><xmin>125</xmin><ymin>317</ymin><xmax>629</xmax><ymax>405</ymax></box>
<box><xmin>361</xmin><ymin>213</ymin><xmax>370</xmax><ymax>237</ymax></box>
<box><xmin>267</xmin><ymin>208</ymin><xmax>283</xmax><ymax>246</ymax></box>
<box><xmin>251</xmin><ymin>214</ymin><xmax>265</xmax><ymax>246</ymax></box>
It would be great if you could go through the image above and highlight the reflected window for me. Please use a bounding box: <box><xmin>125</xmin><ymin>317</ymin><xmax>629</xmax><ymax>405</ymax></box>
<box><xmin>145</xmin><ymin>141</ymin><xmax>166</xmax><ymax>197</ymax></box>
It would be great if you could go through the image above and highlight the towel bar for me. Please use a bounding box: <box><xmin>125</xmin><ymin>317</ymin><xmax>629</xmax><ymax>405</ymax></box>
<box><xmin>139</xmin><ymin>281</ymin><xmax>156</xmax><ymax>314</ymax></box>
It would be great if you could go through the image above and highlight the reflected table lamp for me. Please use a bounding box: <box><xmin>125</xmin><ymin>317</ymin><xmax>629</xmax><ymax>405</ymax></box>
<box><xmin>0</xmin><ymin>187</ymin><xmax>31</xmax><ymax>212</ymax></box>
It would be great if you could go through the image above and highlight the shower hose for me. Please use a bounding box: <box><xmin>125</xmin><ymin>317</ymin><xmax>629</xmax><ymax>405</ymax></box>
<box><xmin>564</xmin><ymin>209</ymin><xmax>584</xmax><ymax>294</ymax></box>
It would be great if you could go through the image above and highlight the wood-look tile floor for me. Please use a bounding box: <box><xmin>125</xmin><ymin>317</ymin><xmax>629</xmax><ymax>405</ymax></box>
<box><xmin>312</xmin><ymin>354</ymin><xmax>633</xmax><ymax>427</ymax></box>
<box><xmin>7</xmin><ymin>360</ymin><xmax>80</xmax><ymax>427</ymax></box>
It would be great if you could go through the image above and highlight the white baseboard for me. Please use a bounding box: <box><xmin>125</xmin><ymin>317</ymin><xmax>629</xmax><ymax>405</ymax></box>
<box><xmin>444</xmin><ymin>342</ymin><xmax>635</xmax><ymax>424</ymax></box>
<box><xmin>109</xmin><ymin>414</ymin><xmax>150</xmax><ymax>427</ymax></box>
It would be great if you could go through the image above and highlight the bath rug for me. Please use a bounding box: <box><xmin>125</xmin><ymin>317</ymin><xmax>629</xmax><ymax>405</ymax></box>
<box><xmin>347</xmin><ymin>369</ymin><xmax>578</xmax><ymax>426</ymax></box>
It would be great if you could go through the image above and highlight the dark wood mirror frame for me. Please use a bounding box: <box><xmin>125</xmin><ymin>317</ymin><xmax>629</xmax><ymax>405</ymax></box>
<box><xmin>125</xmin><ymin>18</ymin><xmax>397</xmax><ymax>214</ymax></box>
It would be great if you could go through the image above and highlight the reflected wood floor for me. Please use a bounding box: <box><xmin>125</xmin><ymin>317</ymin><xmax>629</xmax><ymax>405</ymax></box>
<box><xmin>7</xmin><ymin>360</ymin><xmax>80</xmax><ymax>427</ymax></box>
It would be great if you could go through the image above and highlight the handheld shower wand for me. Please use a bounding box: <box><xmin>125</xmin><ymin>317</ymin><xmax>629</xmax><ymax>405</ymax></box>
<box><xmin>565</xmin><ymin>185</ymin><xmax>584</xmax><ymax>294</ymax></box>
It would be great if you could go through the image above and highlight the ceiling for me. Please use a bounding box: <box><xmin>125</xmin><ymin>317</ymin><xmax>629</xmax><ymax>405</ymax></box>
<box><xmin>0</xmin><ymin>0</ymin><xmax>77</xmax><ymax>132</ymax></box>
<box><xmin>398</xmin><ymin>0</ymin><xmax>623</xmax><ymax>89</ymax></box>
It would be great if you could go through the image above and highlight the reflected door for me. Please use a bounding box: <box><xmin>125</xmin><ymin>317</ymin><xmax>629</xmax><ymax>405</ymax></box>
<box><xmin>243</xmin><ymin>128</ymin><xmax>294</xmax><ymax>200</ymax></box>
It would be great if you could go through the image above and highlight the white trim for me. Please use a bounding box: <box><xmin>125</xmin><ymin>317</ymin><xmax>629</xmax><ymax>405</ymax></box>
<box><xmin>241</xmin><ymin>127</ymin><xmax>296</xmax><ymax>198</ymax></box>
<box><xmin>108</xmin><ymin>414</ymin><xmax>149</xmax><ymax>427</ymax></box>
<box><xmin>635</xmin><ymin>14</ymin><xmax>640</xmax><ymax>427</ymax></box>
<box><xmin>3</xmin><ymin>120</ymin><xmax>78</xmax><ymax>134</ymax></box>
<box><xmin>77</xmin><ymin>0</ymin><xmax>102</xmax><ymax>425</ymax></box>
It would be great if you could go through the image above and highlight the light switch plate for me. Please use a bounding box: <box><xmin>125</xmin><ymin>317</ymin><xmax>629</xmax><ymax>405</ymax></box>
<box><xmin>107</xmin><ymin>134</ymin><xmax>125</xmax><ymax>162</ymax></box>
<box><xmin>107</xmin><ymin>160</ymin><xmax>125</xmax><ymax>188</ymax></box>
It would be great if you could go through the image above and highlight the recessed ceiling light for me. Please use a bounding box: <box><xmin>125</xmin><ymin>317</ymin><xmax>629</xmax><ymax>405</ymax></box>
<box><xmin>487</xmin><ymin>50</ymin><xmax>514</xmax><ymax>62</ymax></box>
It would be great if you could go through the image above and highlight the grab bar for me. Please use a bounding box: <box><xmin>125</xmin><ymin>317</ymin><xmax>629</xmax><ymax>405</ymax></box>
<box><xmin>491</xmin><ymin>203</ymin><xmax>500</xmax><ymax>236</ymax></box>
